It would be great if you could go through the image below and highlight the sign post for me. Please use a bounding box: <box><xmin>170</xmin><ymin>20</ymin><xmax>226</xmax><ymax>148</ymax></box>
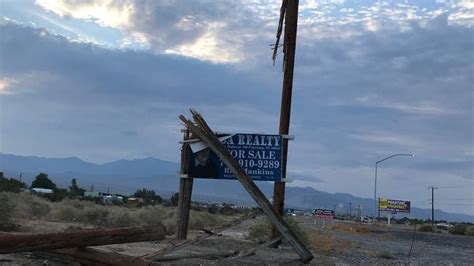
<box><xmin>176</xmin><ymin>129</ymin><xmax>193</xmax><ymax>240</ymax></box>
<box><xmin>273</xmin><ymin>0</ymin><xmax>299</xmax><ymax>241</ymax></box>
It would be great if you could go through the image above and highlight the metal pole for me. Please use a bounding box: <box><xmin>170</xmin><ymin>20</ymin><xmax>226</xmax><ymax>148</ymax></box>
<box><xmin>373</xmin><ymin>153</ymin><xmax>414</xmax><ymax>220</ymax></box>
<box><xmin>273</xmin><ymin>0</ymin><xmax>299</xmax><ymax>238</ymax></box>
<box><xmin>374</xmin><ymin>162</ymin><xmax>378</xmax><ymax>219</ymax></box>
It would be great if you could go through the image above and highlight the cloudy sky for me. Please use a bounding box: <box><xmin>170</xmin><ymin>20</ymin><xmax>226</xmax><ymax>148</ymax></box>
<box><xmin>0</xmin><ymin>0</ymin><xmax>472</xmax><ymax>215</ymax></box>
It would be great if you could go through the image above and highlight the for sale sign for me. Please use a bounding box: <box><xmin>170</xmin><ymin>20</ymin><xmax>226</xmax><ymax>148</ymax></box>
<box><xmin>187</xmin><ymin>133</ymin><xmax>282</xmax><ymax>181</ymax></box>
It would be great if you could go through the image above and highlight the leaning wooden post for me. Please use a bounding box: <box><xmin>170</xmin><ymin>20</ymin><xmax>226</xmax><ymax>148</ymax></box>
<box><xmin>273</xmin><ymin>0</ymin><xmax>299</xmax><ymax>238</ymax></box>
<box><xmin>176</xmin><ymin>128</ymin><xmax>193</xmax><ymax>240</ymax></box>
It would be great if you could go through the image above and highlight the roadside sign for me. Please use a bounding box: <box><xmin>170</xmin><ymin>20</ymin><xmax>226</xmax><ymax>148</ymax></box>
<box><xmin>313</xmin><ymin>209</ymin><xmax>334</xmax><ymax>220</ymax></box>
<box><xmin>379</xmin><ymin>198</ymin><xmax>411</xmax><ymax>213</ymax></box>
<box><xmin>187</xmin><ymin>133</ymin><xmax>282</xmax><ymax>181</ymax></box>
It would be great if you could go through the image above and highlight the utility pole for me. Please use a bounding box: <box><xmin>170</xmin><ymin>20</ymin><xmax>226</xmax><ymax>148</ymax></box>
<box><xmin>428</xmin><ymin>186</ymin><xmax>438</xmax><ymax>226</ymax></box>
<box><xmin>272</xmin><ymin>0</ymin><xmax>299</xmax><ymax>238</ymax></box>
<box><xmin>349</xmin><ymin>202</ymin><xmax>352</xmax><ymax>216</ymax></box>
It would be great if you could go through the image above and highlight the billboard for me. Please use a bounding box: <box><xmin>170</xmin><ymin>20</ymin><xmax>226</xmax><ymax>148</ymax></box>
<box><xmin>379</xmin><ymin>198</ymin><xmax>411</xmax><ymax>213</ymax></box>
<box><xmin>313</xmin><ymin>209</ymin><xmax>334</xmax><ymax>220</ymax></box>
<box><xmin>187</xmin><ymin>133</ymin><xmax>282</xmax><ymax>181</ymax></box>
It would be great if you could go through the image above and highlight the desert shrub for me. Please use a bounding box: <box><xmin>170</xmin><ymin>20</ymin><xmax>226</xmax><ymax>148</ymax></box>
<box><xmin>0</xmin><ymin>193</ymin><xmax>15</xmax><ymax>229</ymax></box>
<box><xmin>107</xmin><ymin>208</ymin><xmax>135</xmax><ymax>227</ymax></box>
<box><xmin>377</xmin><ymin>250</ymin><xmax>396</xmax><ymax>259</ymax></box>
<box><xmin>219</xmin><ymin>205</ymin><xmax>235</xmax><ymax>215</ymax></box>
<box><xmin>450</xmin><ymin>224</ymin><xmax>467</xmax><ymax>235</ymax></box>
<box><xmin>189</xmin><ymin>211</ymin><xmax>218</xmax><ymax>230</ymax></box>
<box><xmin>206</xmin><ymin>205</ymin><xmax>218</xmax><ymax>214</ymax></box>
<box><xmin>419</xmin><ymin>224</ymin><xmax>434</xmax><ymax>232</ymax></box>
<box><xmin>284</xmin><ymin>216</ymin><xmax>310</xmax><ymax>246</ymax></box>
<box><xmin>248</xmin><ymin>217</ymin><xmax>272</xmax><ymax>243</ymax></box>
<box><xmin>29</xmin><ymin>200</ymin><xmax>51</xmax><ymax>218</ymax></box>
<box><xmin>161</xmin><ymin>212</ymin><xmax>177</xmax><ymax>235</ymax></box>
<box><xmin>55</xmin><ymin>205</ymin><xmax>78</xmax><ymax>221</ymax></box>
<box><xmin>81</xmin><ymin>206</ymin><xmax>109</xmax><ymax>225</ymax></box>
<box><xmin>135</xmin><ymin>206</ymin><xmax>166</xmax><ymax>226</ymax></box>
<box><xmin>465</xmin><ymin>227</ymin><xmax>474</xmax><ymax>236</ymax></box>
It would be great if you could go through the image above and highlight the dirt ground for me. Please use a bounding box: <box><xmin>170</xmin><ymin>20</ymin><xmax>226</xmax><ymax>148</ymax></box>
<box><xmin>1</xmin><ymin>215</ymin><xmax>473</xmax><ymax>265</ymax></box>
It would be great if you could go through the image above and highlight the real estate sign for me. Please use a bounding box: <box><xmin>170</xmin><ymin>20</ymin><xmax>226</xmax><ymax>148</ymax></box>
<box><xmin>379</xmin><ymin>198</ymin><xmax>411</xmax><ymax>213</ymax></box>
<box><xmin>187</xmin><ymin>133</ymin><xmax>282</xmax><ymax>181</ymax></box>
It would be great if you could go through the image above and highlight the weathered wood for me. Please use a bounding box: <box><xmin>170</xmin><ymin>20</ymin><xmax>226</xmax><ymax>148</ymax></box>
<box><xmin>176</xmin><ymin>128</ymin><xmax>194</xmax><ymax>240</ymax></box>
<box><xmin>153</xmin><ymin>250</ymin><xmax>238</xmax><ymax>262</ymax></box>
<box><xmin>273</xmin><ymin>0</ymin><xmax>299</xmax><ymax>241</ymax></box>
<box><xmin>179</xmin><ymin>111</ymin><xmax>313</xmax><ymax>263</ymax></box>
<box><xmin>40</xmin><ymin>247</ymin><xmax>160</xmax><ymax>266</ymax></box>
<box><xmin>201</xmin><ymin>228</ymin><xmax>223</xmax><ymax>236</ymax></box>
<box><xmin>0</xmin><ymin>226</ymin><xmax>166</xmax><ymax>254</ymax></box>
<box><xmin>225</xmin><ymin>237</ymin><xmax>283</xmax><ymax>260</ymax></box>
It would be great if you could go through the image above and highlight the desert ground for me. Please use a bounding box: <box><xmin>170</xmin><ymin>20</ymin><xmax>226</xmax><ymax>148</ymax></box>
<box><xmin>1</xmin><ymin>193</ymin><xmax>473</xmax><ymax>265</ymax></box>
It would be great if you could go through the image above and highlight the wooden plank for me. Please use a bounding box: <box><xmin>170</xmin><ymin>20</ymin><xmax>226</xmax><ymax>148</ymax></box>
<box><xmin>152</xmin><ymin>251</ymin><xmax>238</xmax><ymax>262</ymax></box>
<box><xmin>179</xmin><ymin>111</ymin><xmax>313</xmax><ymax>263</ymax></box>
<box><xmin>176</xmin><ymin>128</ymin><xmax>194</xmax><ymax>240</ymax></box>
<box><xmin>0</xmin><ymin>226</ymin><xmax>166</xmax><ymax>254</ymax></box>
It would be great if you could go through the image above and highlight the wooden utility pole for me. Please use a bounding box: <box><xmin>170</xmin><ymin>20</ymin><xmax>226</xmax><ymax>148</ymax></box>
<box><xmin>273</xmin><ymin>0</ymin><xmax>299</xmax><ymax>236</ymax></box>
<box><xmin>0</xmin><ymin>226</ymin><xmax>166</xmax><ymax>254</ymax></box>
<box><xmin>176</xmin><ymin>128</ymin><xmax>193</xmax><ymax>240</ymax></box>
<box><xmin>428</xmin><ymin>186</ymin><xmax>438</xmax><ymax>226</ymax></box>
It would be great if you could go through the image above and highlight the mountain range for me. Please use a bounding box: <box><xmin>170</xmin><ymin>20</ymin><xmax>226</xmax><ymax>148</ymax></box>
<box><xmin>1</xmin><ymin>152</ymin><xmax>472</xmax><ymax>222</ymax></box>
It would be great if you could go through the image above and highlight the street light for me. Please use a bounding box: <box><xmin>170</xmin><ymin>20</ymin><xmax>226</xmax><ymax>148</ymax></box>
<box><xmin>374</xmin><ymin>153</ymin><xmax>414</xmax><ymax>219</ymax></box>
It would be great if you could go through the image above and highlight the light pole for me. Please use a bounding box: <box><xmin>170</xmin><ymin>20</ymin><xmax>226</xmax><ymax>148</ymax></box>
<box><xmin>374</xmin><ymin>153</ymin><xmax>414</xmax><ymax>219</ymax></box>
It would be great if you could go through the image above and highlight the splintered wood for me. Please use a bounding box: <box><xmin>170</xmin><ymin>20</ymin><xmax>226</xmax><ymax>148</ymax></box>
<box><xmin>179</xmin><ymin>109</ymin><xmax>313</xmax><ymax>263</ymax></box>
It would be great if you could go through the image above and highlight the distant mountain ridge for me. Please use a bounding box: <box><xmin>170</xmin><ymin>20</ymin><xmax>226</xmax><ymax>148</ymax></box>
<box><xmin>1</xmin><ymin>152</ymin><xmax>473</xmax><ymax>222</ymax></box>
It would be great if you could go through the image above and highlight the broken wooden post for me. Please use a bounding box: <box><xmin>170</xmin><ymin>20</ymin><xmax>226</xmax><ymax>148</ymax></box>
<box><xmin>0</xmin><ymin>226</ymin><xmax>166</xmax><ymax>254</ymax></box>
<box><xmin>179</xmin><ymin>110</ymin><xmax>313</xmax><ymax>263</ymax></box>
<box><xmin>39</xmin><ymin>247</ymin><xmax>160</xmax><ymax>266</ymax></box>
<box><xmin>273</xmin><ymin>0</ymin><xmax>299</xmax><ymax>240</ymax></box>
<box><xmin>176</xmin><ymin>127</ymin><xmax>194</xmax><ymax>240</ymax></box>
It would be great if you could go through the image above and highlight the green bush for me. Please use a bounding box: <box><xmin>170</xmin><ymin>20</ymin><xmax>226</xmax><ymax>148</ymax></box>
<box><xmin>450</xmin><ymin>224</ymin><xmax>467</xmax><ymax>235</ymax></box>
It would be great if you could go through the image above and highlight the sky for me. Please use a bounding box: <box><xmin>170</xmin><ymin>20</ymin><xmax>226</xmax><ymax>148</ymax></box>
<box><xmin>0</xmin><ymin>0</ymin><xmax>472</xmax><ymax>215</ymax></box>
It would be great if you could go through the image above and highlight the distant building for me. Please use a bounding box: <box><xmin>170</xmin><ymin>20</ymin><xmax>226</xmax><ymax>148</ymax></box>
<box><xmin>31</xmin><ymin>188</ymin><xmax>54</xmax><ymax>194</ymax></box>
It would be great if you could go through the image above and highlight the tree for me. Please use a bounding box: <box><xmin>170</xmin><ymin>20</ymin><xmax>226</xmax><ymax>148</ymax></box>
<box><xmin>170</xmin><ymin>192</ymin><xmax>179</xmax><ymax>206</ymax></box>
<box><xmin>31</xmin><ymin>173</ymin><xmax>57</xmax><ymax>190</ymax></box>
<box><xmin>133</xmin><ymin>188</ymin><xmax>163</xmax><ymax>204</ymax></box>
<box><xmin>0</xmin><ymin>172</ymin><xmax>27</xmax><ymax>193</ymax></box>
<box><xmin>68</xmin><ymin>178</ymin><xmax>86</xmax><ymax>198</ymax></box>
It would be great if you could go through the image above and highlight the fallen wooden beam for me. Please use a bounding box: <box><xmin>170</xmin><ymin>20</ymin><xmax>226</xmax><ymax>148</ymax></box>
<box><xmin>38</xmin><ymin>247</ymin><xmax>160</xmax><ymax>266</ymax></box>
<box><xmin>152</xmin><ymin>250</ymin><xmax>238</xmax><ymax>262</ymax></box>
<box><xmin>0</xmin><ymin>226</ymin><xmax>166</xmax><ymax>254</ymax></box>
<box><xmin>179</xmin><ymin>110</ymin><xmax>313</xmax><ymax>263</ymax></box>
